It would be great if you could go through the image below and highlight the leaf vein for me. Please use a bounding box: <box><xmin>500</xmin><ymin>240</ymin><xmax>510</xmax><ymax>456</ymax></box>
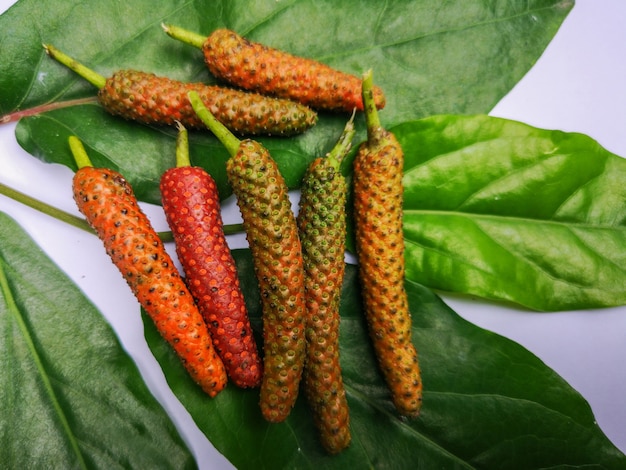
<box><xmin>344</xmin><ymin>381</ymin><xmax>475</xmax><ymax>469</ymax></box>
<box><xmin>242</xmin><ymin>0</ymin><xmax>299</xmax><ymax>37</ymax></box>
<box><xmin>319</xmin><ymin>2</ymin><xmax>569</xmax><ymax>62</ymax></box>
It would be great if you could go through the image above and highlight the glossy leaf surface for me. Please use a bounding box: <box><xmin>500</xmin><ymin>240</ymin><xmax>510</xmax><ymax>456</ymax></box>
<box><xmin>397</xmin><ymin>115</ymin><xmax>626</xmax><ymax>310</ymax></box>
<box><xmin>0</xmin><ymin>0</ymin><xmax>573</xmax><ymax>204</ymax></box>
<box><xmin>145</xmin><ymin>249</ymin><xmax>626</xmax><ymax>469</ymax></box>
<box><xmin>0</xmin><ymin>213</ymin><xmax>195</xmax><ymax>469</ymax></box>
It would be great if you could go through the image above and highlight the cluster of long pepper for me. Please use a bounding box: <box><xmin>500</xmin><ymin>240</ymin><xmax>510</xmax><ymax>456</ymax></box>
<box><xmin>47</xmin><ymin>25</ymin><xmax>421</xmax><ymax>454</ymax></box>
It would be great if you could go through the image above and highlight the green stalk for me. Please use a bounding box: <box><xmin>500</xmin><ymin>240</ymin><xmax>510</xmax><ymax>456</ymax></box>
<box><xmin>221</xmin><ymin>223</ymin><xmax>244</xmax><ymax>236</ymax></box>
<box><xmin>361</xmin><ymin>70</ymin><xmax>382</xmax><ymax>141</ymax></box>
<box><xmin>162</xmin><ymin>23</ymin><xmax>206</xmax><ymax>50</ymax></box>
<box><xmin>326</xmin><ymin>110</ymin><xmax>356</xmax><ymax>170</ymax></box>
<box><xmin>43</xmin><ymin>44</ymin><xmax>106</xmax><ymax>89</ymax></box>
<box><xmin>175</xmin><ymin>122</ymin><xmax>192</xmax><ymax>168</ymax></box>
<box><xmin>187</xmin><ymin>91</ymin><xmax>241</xmax><ymax>157</ymax></box>
<box><xmin>68</xmin><ymin>136</ymin><xmax>92</xmax><ymax>169</ymax></box>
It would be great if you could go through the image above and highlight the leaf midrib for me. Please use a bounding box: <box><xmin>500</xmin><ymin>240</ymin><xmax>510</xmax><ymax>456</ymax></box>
<box><xmin>403</xmin><ymin>209</ymin><xmax>626</xmax><ymax>300</ymax></box>
<box><xmin>341</xmin><ymin>376</ymin><xmax>476</xmax><ymax>469</ymax></box>
<box><xmin>403</xmin><ymin>208</ymin><xmax>626</xmax><ymax>232</ymax></box>
<box><xmin>0</xmin><ymin>259</ymin><xmax>88</xmax><ymax>470</ymax></box>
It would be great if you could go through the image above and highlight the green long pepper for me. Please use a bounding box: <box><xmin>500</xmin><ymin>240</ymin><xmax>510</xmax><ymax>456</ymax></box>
<box><xmin>297</xmin><ymin>114</ymin><xmax>355</xmax><ymax>454</ymax></box>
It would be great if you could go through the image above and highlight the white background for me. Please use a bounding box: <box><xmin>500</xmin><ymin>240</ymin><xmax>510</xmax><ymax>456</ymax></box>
<box><xmin>0</xmin><ymin>0</ymin><xmax>624</xmax><ymax>468</ymax></box>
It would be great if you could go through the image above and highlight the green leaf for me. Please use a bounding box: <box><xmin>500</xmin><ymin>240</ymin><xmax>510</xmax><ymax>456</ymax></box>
<box><xmin>397</xmin><ymin>114</ymin><xmax>626</xmax><ymax>311</ymax></box>
<box><xmin>145</xmin><ymin>249</ymin><xmax>626</xmax><ymax>469</ymax></box>
<box><xmin>0</xmin><ymin>0</ymin><xmax>573</xmax><ymax>204</ymax></box>
<box><xmin>0</xmin><ymin>212</ymin><xmax>196</xmax><ymax>470</ymax></box>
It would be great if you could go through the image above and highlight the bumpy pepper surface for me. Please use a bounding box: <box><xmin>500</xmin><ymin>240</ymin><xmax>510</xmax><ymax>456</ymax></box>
<box><xmin>70</xmin><ymin>137</ymin><xmax>227</xmax><ymax>397</ymax></box>
<box><xmin>163</xmin><ymin>25</ymin><xmax>386</xmax><ymax>113</ymax></box>
<box><xmin>160</xmin><ymin>125</ymin><xmax>262</xmax><ymax>388</ymax></box>
<box><xmin>100</xmin><ymin>70</ymin><xmax>316</xmax><ymax>136</ymax></box>
<box><xmin>352</xmin><ymin>72</ymin><xmax>422</xmax><ymax>417</ymax></box>
<box><xmin>44</xmin><ymin>44</ymin><xmax>317</xmax><ymax>137</ymax></box>
<box><xmin>188</xmin><ymin>91</ymin><xmax>306</xmax><ymax>423</ymax></box>
<box><xmin>297</xmin><ymin>116</ymin><xmax>355</xmax><ymax>454</ymax></box>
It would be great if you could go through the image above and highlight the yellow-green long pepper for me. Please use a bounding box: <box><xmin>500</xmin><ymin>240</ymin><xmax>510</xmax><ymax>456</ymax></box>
<box><xmin>353</xmin><ymin>71</ymin><xmax>423</xmax><ymax>418</ymax></box>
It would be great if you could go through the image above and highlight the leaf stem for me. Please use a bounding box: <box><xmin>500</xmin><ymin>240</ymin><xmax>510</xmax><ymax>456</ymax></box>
<box><xmin>1</xmin><ymin>137</ymin><xmax>245</xmax><ymax>240</ymax></box>
<box><xmin>162</xmin><ymin>23</ymin><xmax>206</xmax><ymax>49</ymax></box>
<box><xmin>222</xmin><ymin>223</ymin><xmax>245</xmax><ymax>236</ymax></box>
<box><xmin>0</xmin><ymin>181</ymin><xmax>93</xmax><ymax>234</ymax></box>
<box><xmin>0</xmin><ymin>180</ymin><xmax>243</xmax><ymax>240</ymax></box>
<box><xmin>43</xmin><ymin>44</ymin><xmax>106</xmax><ymax>89</ymax></box>
<box><xmin>187</xmin><ymin>91</ymin><xmax>241</xmax><ymax>157</ymax></box>
<box><xmin>0</xmin><ymin>97</ymin><xmax>98</xmax><ymax>124</ymax></box>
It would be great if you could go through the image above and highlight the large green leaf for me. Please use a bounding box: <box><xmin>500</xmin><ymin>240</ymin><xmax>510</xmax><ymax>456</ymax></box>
<box><xmin>397</xmin><ymin>114</ymin><xmax>626</xmax><ymax>311</ymax></box>
<box><xmin>0</xmin><ymin>212</ymin><xmax>195</xmax><ymax>470</ymax></box>
<box><xmin>146</xmin><ymin>249</ymin><xmax>626</xmax><ymax>469</ymax></box>
<box><xmin>0</xmin><ymin>0</ymin><xmax>573</xmax><ymax>204</ymax></box>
